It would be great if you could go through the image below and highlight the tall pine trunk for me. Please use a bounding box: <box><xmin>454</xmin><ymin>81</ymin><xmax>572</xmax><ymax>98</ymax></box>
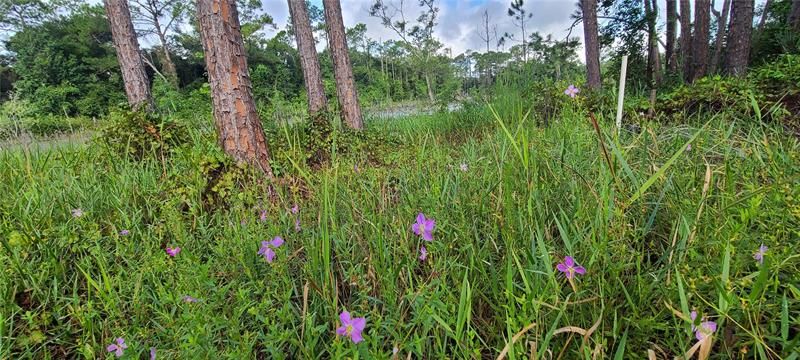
<box><xmin>680</xmin><ymin>0</ymin><xmax>692</xmax><ymax>82</ymax></box>
<box><xmin>322</xmin><ymin>0</ymin><xmax>364</xmax><ymax>130</ymax></box>
<box><xmin>725</xmin><ymin>0</ymin><xmax>754</xmax><ymax>76</ymax></box>
<box><xmin>666</xmin><ymin>0</ymin><xmax>678</xmax><ymax>74</ymax></box>
<box><xmin>581</xmin><ymin>0</ymin><xmax>602</xmax><ymax>90</ymax></box>
<box><xmin>710</xmin><ymin>0</ymin><xmax>731</xmax><ymax>74</ymax></box>
<box><xmin>197</xmin><ymin>0</ymin><xmax>274</xmax><ymax>176</ymax></box>
<box><xmin>691</xmin><ymin>0</ymin><xmax>711</xmax><ymax>82</ymax></box>
<box><xmin>789</xmin><ymin>0</ymin><xmax>800</xmax><ymax>30</ymax></box>
<box><xmin>104</xmin><ymin>0</ymin><xmax>154</xmax><ymax>112</ymax></box>
<box><xmin>288</xmin><ymin>0</ymin><xmax>327</xmax><ymax>118</ymax></box>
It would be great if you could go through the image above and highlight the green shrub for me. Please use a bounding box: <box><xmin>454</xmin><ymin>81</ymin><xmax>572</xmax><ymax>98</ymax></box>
<box><xmin>657</xmin><ymin>76</ymin><xmax>763</xmax><ymax>119</ymax></box>
<box><xmin>24</xmin><ymin>115</ymin><xmax>93</xmax><ymax>136</ymax></box>
<box><xmin>97</xmin><ymin>110</ymin><xmax>189</xmax><ymax>161</ymax></box>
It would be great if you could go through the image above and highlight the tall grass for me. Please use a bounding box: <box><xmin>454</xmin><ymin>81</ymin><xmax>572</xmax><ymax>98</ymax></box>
<box><xmin>1</xmin><ymin>92</ymin><xmax>798</xmax><ymax>358</ymax></box>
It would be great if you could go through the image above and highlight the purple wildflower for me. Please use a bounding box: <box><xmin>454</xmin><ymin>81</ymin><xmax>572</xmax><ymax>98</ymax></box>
<box><xmin>294</xmin><ymin>218</ymin><xmax>301</xmax><ymax>232</ymax></box>
<box><xmin>119</xmin><ymin>229</ymin><xmax>130</xmax><ymax>236</ymax></box>
<box><xmin>165</xmin><ymin>247</ymin><xmax>181</xmax><ymax>257</ymax></box>
<box><xmin>690</xmin><ymin>311</ymin><xmax>717</xmax><ymax>341</ymax></box>
<box><xmin>71</xmin><ymin>208</ymin><xmax>84</xmax><ymax>218</ymax></box>
<box><xmin>182</xmin><ymin>295</ymin><xmax>198</xmax><ymax>303</ymax></box>
<box><xmin>258</xmin><ymin>236</ymin><xmax>285</xmax><ymax>263</ymax></box>
<box><xmin>754</xmin><ymin>244</ymin><xmax>768</xmax><ymax>264</ymax></box>
<box><xmin>419</xmin><ymin>245</ymin><xmax>428</xmax><ymax>261</ymax></box>
<box><xmin>686</xmin><ymin>143</ymin><xmax>693</xmax><ymax>151</ymax></box>
<box><xmin>460</xmin><ymin>163</ymin><xmax>468</xmax><ymax>172</ymax></box>
<box><xmin>291</xmin><ymin>204</ymin><xmax>299</xmax><ymax>214</ymax></box>
<box><xmin>564</xmin><ymin>85</ymin><xmax>580</xmax><ymax>98</ymax></box>
<box><xmin>106</xmin><ymin>337</ymin><xmax>127</xmax><ymax>358</ymax></box>
<box><xmin>556</xmin><ymin>256</ymin><xmax>586</xmax><ymax>279</ymax></box>
<box><xmin>411</xmin><ymin>213</ymin><xmax>435</xmax><ymax>241</ymax></box>
<box><xmin>336</xmin><ymin>311</ymin><xmax>366</xmax><ymax>344</ymax></box>
<box><xmin>150</xmin><ymin>347</ymin><xmax>157</xmax><ymax>360</ymax></box>
<box><xmin>259</xmin><ymin>210</ymin><xmax>268</xmax><ymax>222</ymax></box>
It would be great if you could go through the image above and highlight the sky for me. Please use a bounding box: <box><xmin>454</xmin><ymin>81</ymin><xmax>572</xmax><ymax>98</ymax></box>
<box><xmin>257</xmin><ymin>0</ymin><xmax>767</xmax><ymax>61</ymax></box>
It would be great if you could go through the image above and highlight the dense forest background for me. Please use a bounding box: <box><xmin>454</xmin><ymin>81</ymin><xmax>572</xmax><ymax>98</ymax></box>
<box><xmin>0</xmin><ymin>1</ymin><xmax>785</xmax><ymax>119</ymax></box>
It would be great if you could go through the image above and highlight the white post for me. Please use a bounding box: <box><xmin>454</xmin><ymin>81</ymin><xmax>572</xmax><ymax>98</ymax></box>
<box><xmin>615</xmin><ymin>55</ymin><xmax>628</xmax><ymax>133</ymax></box>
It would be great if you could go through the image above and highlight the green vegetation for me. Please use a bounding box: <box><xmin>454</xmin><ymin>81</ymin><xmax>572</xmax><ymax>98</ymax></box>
<box><xmin>2</xmin><ymin>88</ymin><xmax>799</xmax><ymax>357</ymax></box>
<box><xmin>2</xmin><ymin>0</ymin><xmax>800</xmax><ymax>358</ymax></box>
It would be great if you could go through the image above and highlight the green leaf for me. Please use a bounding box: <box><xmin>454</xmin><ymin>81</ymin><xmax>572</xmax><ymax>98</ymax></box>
<box><xmin>628</xmin><ymin>120</ymin><xmax>711</xmax><ymax>204</ymax></box>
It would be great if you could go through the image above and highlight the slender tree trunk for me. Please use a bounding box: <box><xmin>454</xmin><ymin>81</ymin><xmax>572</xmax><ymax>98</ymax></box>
<box><xmin>154</xmin><ymin>20</ymin><xmax>179</xmax><ymax>88</ymax></box>
<box><xmin>680</xmin><ymin>0</ymin><xmax>692</xmax><ymax>82</ymax></box>
<box><xmin>322</xmin><ymin>0</ymin><xmax>363</xmax><ymax>129</ymax></box>
<box><xmin>691</xmin><ymin>0</ymin><xmax>711</xmax><ymax>82</ymax></box>
<box><xmin>725</xmin><ymin>0</ymin><xmax>754</xmax><ymax>76</ymax></box>
<box><xmin>757</xmin><ymin>0</ymin><xmax>772</xmax><ymax>32</ymax></box>
<box><xmin>288</xmin><ymin>0</ymin><xmax>327</xmax><ymax>118</ymax></box>
<box><xmin>197</xmin><ymin>0</ymin><xmax>274</xmax><ymax>176</ymax></box>
<box><xmin>104</xmin><ymin>0</ymin><xmax>154</xmax><ymax>112</ymax></box>
<box><xmin>645</xmin><ymin>0</ymin><xmax>660</xmax><ymax>117</ymax></box>
<box><xmin>645</xmin><ymin>0</ymin><xmax>662</xmax><ymax>85</ymax></box>
<box><xmin>789</xmin><ymin>0</ymin><xmax>800</xmax><ymax>30</ymax></box>
<box><xmin>581</xmin><ymin>0</ymin><xmax>602</xmax><ymax>90</ymax></box>
<box><xmin>666</xmin><ymin>0</ymin><xmax>678</xmax><ymax>74</ymax></box>
<box><xmin>710</xmin><ymin>0</ymin><xmax>731</xmax><ymax>74</ymax></box>
<box><xmin>424</xmin><ymin>72</ymin><xmax>435</xmax><ymax>102</ymax></box>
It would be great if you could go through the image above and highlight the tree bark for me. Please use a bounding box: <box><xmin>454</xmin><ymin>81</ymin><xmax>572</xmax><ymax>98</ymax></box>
<box><xmin>679</xmin><ymin>0</ymin><xmax>692</xmax><ymax>82</ymax></box>
<box><xmin>691</xmin><ymin>0</ymin><xmax>711</xmax><ymax>82</ymax></box>
<box><xmin>154</xmin><ymin>18</ymin><xmax>179</xmax><ymax>87</ymax></box>
<box><xmin>104</xmin><ymin>0</ymin><xmax>154</xmax><ymax>112</ymax></box>
<box><xmin>789</xmin><ymin>0</ymin><xmax>800</xmax><ymax>31</ymax></box>
<box><xmin>288</xmin><ymin>0</ymin><xmax>328</xmax><ymax>118</ymax></box>
<box><xmin>725</xmin><ymin>0</ymin><xmax>754</xmax><ymax>76</ymax></box>
<box><xmin>666</xmin><ymin>0</ymin><xmax>678</xmax><ymax>74</ymax></box>
<box><xmin>645</xmin><ymin>0</ymin><xmax>660</xmax><ymax>117</ymax></box>
<box><xmin>645</xmin><ymin>0</ymin><xmax>662</xmax><ymax>85</ymax></box>
<box><xmin>197</xmin><ymin>0</ymin><xmax>274</xmax><ymax>176</ymax></box>
<box><xmin>710</xmin><ymin>0</ymin><xmax>731</xmax><ymax>74</ymax></box>
<box><xmin>757</xmin><ymin>0</ymin><xmax>772</xmax><ymax>32</ymax></box>
<box><xmin>581</xmin><ymin>0</ymin><xmax>602</xmax><ymax>90</ymax></box>
<box><xmin>323</xmin><ymin>0</ymin><xmax>363</xmax><ymax>129</ymax></box>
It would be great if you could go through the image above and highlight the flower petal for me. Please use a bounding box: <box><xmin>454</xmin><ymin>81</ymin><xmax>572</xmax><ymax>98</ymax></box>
<box><xmin>422</xmin><ymin>231</ymin><xmax>433</xmax><ymax>241</ymax></box>
<box><xmin>416</xmin><ymin>213</ymin><xmax>426</xmax><ymax>225</ymax></box>
<box><xmin>264</xmin><ymin>248</ymin><xmax>276</xmax><ymax>263</ymax></box>
<box><xmin>411</xmin><ymin>223</ymin><xmax>421</xmax><ymax>236</ymax></box>
<box><xmin>556</xmin><ymin>263</ymin><xmax>568</xmax><ymax>273</ymax></box>
<box><xmin>270</xmin><ymin>236</ymin><xmax>284</xmax><ymax>248</ymax></box>
<box><xmin>336</xmin><ymin>326</ymin><xmax>347</xmax><ymax>336</ymax></box>
<box><xmin>564</xmin><ymin>256</ymin><xmax>575</xmax><ymax>267</ymax></box>
<box><xmin>350</xmin><ymin>331</ymin><xmax>364</xmax><ymax>343</ymax></box>
<box><xmin>351</xmin><ymin>317</ymin><xmax>367</xmax><ymax>332</ymax></box>
<box><xmin>107</xmin><ymin>344</ymin><xmax>118</xmax><ymax>353</ymax></box>
<box><xmin>339</xmin><ymin>311</ymin><xmax>351</xmax><ymax>325</ymax></box>
<box><xmin>574</xmin><ymin>266</ymin><xmax>586</xmax><ymax>275</ymax></box>
<box><xmin>425</xmin><ymin>219</ymin><xmax>436</xmax><ymax>233</ymax></box>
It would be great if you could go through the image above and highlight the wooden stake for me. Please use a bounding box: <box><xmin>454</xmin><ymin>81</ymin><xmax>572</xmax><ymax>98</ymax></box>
<box><xmin>616</xmin><ymin>55</ymin><xmax>628</xmax><ymax>133</ymax></box>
